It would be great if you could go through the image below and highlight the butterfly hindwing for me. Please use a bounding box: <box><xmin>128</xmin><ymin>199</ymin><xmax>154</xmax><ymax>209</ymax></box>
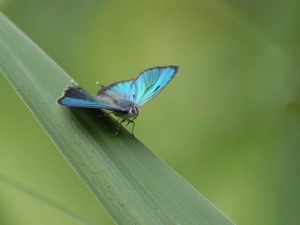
<box><xmin>57</xmin><ymin>85</ymin><xmax>121</xmax><ymax>110</ymax></box>
<box><xmin>132</xmin><ymin>66</ymin><xmax>178</xmax><ymax>106</ymax></box>
<box><xmin>97</xmin><ymin>79</ymin><xmax>134</xmax><ymax>111</ymax></box>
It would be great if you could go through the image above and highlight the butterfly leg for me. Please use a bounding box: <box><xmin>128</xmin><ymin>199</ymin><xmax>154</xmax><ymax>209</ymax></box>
<box><xmin>97</xmin><ymin>111</ymin><xmax>114</xmax><ymax>117</ymax></box>
<box><xmin>131</xmin><ymin>121</ymin><xmax>135</xmax><ymax>137</ymax></box>
<box><xmin>125</xmin><ymin>114</ymin><xmax>138</xmax><ymax>136</ymax></box>
<box><xmin>125</xmin><ymin>120</ymin><xmax>136</xmax><ymax>137</ymax></box>
<box><xmin>100</xmin><ymin>111</ymin><xmax>114</xmax><ymax>117</ymax></box>
<box><xmin>115</xmin><ymin>118</ymin><xmax>126</xmax><ymax>136</ymax></box>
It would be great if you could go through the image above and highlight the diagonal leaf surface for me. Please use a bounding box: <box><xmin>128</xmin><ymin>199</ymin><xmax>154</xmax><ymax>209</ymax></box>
<box><xmin>0</xmin><ymin>12</ymin><xmax>234</xmax><ymax>225</ymax></box>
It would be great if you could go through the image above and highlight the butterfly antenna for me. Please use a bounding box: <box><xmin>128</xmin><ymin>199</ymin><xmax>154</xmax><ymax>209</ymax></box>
<box><xmin>96</xmin><ymin>82</ymin><xmax>104</xmax><ymax>87</ymax></box>
<box><xmin>71</xmin><ymin>80</ymin><xmax>76</xmax><ymax>87</ymax></box>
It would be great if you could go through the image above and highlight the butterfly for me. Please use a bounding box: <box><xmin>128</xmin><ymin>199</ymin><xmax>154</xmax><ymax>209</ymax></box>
<box><xmin>57</xmin><ymin>65</ymin><xmax>179</xmax><ymax>136</ymax></box>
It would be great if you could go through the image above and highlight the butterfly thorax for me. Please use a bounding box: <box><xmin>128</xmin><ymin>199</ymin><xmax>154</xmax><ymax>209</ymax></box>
<box><xmin>113</xmin><ymin>105</ymin><xmax>139</xmax><ymax>120</ymax></box>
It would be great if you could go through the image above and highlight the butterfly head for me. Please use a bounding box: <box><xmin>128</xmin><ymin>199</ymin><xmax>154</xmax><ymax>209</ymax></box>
<box><xmin>128</xmin><ymin>105</ymin><xmax>139</xmax><ymax>118</ymax></box>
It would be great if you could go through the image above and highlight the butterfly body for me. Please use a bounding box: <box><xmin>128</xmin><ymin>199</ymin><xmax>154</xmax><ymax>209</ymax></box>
<box><xmin>57</xmin><ymin>65</ymin><xmax>179</xmax><ymax>136</ymax></box>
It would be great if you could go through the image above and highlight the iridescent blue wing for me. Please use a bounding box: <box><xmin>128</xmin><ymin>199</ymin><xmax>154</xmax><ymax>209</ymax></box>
<box><xmin>131</xmin><ymin>66</ymin><xmax>178</xmax><ymax>107</ymax></box>
<box><xmin>57</xmin><ymin>85</ymin><xmax>122</xmax><ymax>110</ymax></box>
<box><xmin>97</xmin><ymin>79</ymin><xmax>134</xmax><ymax>111</ymax></box>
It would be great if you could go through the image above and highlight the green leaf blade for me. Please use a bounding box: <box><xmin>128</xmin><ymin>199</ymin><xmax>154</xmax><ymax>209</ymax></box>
<box><xmin>0</xmin><ymin>12</ymin><xmax>234</xmax><ymax>225</ymax></box>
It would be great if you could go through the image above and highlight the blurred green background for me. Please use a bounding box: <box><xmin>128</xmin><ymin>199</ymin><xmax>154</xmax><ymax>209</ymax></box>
<box><xmin>0</xmin><ymin>0</ymin><xmax>300</xmax><ymax>224</ymax></box>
